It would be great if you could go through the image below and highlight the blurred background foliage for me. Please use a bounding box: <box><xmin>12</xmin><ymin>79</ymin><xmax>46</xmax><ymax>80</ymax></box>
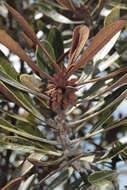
<box><xmin>0</xmin><ymin>0</ymin><xmax>127</xmax><ymax>190</ymax></box>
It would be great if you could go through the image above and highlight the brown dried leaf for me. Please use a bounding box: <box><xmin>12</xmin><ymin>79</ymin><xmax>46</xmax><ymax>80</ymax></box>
<box><xmin>68</xmin><ymin>20</ymin><xmax>126</xmax><ymax>76</ymax></box>
<box><xmin>1</xmin><ymin>177</ymin><xmax>21</xmax><ymax>190</ymax></box>
<box><xmin>0</xmin><ymin>30</ymin><xmax>53</xmax><ymax>81</ymax></box>
<box><xmin>68</xmin><ymin>25</ymin><xmax>89</xmax><ymax>66</ymax></box>
<box><xmin>5</xmin><ymin>2</ymin><xmax>60</xmax><ymax>72</ymax></box>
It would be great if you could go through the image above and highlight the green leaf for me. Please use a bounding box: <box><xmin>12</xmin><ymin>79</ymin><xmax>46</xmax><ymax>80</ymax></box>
<box><xmin>104</xmin><ymin>6</ymin><xmax>120</xmax><ymax>26</ymax></box>
<box><xmin>89</xmin><ymin>101</ymin><xmax>119</xmax><ymax>133</ymax></box>
<box><xmin>0</xmin><ymin>117</ymin><xmax>61</xmax><ymax>152</ymax></box>
<box><xmin>99</xmin><ymin>142</ymin><xmax>127</xmax><ymax>162</ymax></box>
<box><xmin>0</xmin><ymin>108</ymin><xmax>30</xmax><ymax>123</ymax></box>
<box><xmin>72</xmin><ymin>87</ymin><xmax>127</xmax><ymax>128</ymax></box>
<box><xmin>0</xmin><ymin>51</ymin><xmax>18</xmax><ymax>80</ymax></box>
<box><xmin>46</xmin><ymin>170</ymin><xmax>69</xmax><ymax>190</ymax></box>
<box><xmin>0</xmin><ymin>134</ymin><xmax>46</xmax><ymax>155</ymax></box>
<box><xmin>117</xmin><ymin>141</ymin><xmax>127</xmax><ymax>160</ymax></box>
<box><xmin>37</xmin><ymin>2</ymin><xmax>81</xmax><ymax>24</ymax></box>
<box><xmin>19</xmin><ymin>174</ymin><xmax>36</xmax><ymax>190</ymax></box>
<box><xmin>0</xmin><ymin>81</ymin><xmax>45</xmax><ymax>121</ymax></box>
<box><xmin>36</xmin><ymin>40</ymin><xmax>56</xmax><ymax>74</ymax></box>
<box><xmin>13</xmin><ymin>153</ymin><xmax>44</xmax><ymax>177</ymax></box>
<box><xmin>88</xmin><ymin>170</ymin><xmax>116</xmax><ymax>185</ymax></box>
<box><xmin>48</xmin><ymin>27</ymin><xmax>64</xmax><ymax>60</ymax></box>
<box><xmin>20</xmin><ymin>74</ymin><xmax>42</xmax><ymax>92</ymax></box>
<box><xmin>0</xmin><ymin>69</ymin><xmax>49</xmax><ymax>100</ymax></box>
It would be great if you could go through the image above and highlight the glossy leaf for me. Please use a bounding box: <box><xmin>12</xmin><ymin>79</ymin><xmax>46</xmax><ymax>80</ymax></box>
<box><xmin>46</xmin><ymin>170</ymin><xmax>69</xmax><ymax>190</ymax></box>
<box><xmin>88</xmin><ymin>170</ymin><xmax>116</xmax><ymax>185</ymax></box>
<box><xmin>0</xmin><ymin>117</ymin><xmax>60</xmax><ymax>148</ymax></box>
<box><xmin>99</xmin><ymin>142</ymin><xmax>127</xmax><ymax>162</ymax></box>
<box><xmin>38</xmin><ymin>1</ymin><xmax>80</xmax><ymax>24</ymax></box>
<box><xmin>36</xmin><ymin>40</ymin><xmax>56</xmax><ymax>74</ymax></box>
<box><xmin>48</xmin><ymin>27</ymin><xmax>64</xmax><ymax>60</ymax></box>
<box><xmin>19</xmin><ymin>174</ymin><xmax>36</xmax><ymax>190</ymax></box>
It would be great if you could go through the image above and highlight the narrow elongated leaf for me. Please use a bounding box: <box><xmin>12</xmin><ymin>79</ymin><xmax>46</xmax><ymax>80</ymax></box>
<box><xmin>99</xmin><ymin>142</ymin><xmax>127</xmax><ymax>162</ymax></box>
<box><xmin>5</xmin><ymin>2</ymin><xmax>60</xmax><ymax>72</ymax></box>
<box><xmin>0</xmin><ymin>51</ymin><xmax>18</xmax><ymax>80</ymax></box>
<box><xmin>104</xmin><ymin>6</ymin><xmax>120</xmax><ymax>26</ymax></box>
<box><xmin>70</xmin><ymin>88</ymin><xmax>127</xmax><ymax>127</ymax></box>
<box><xmin>68</xmin><ymin>25</ymin><xmax>89</xmax><ymax>65</ymax></box>
<box><xmin>13</xmin><ymin>153</ymin><xmax>44</xmax><ymax>177</ymax></box>
<box><xmin>36</xmin><ymin>40</ymin><xmax>56</xmax><ymax>74</ymax></box>
<box><xmin>46</xmin><ymin>170</ymin><xmax>69</xmax><ymax>190</ymax></box>
<box><xmin>56</xmin><ymin>0</ymin><xmax>76</xmax><ymax>11</ymax></box>
<box><xmin>88</xmin><ymin>170</ymin><xmax>116</xmax><ymax>185</ymax></box>
<box><xmin>68</xmin><ymin>20</ymin><xmax>125</xmax><ymax>75</ymax></box>
<box><xmin>19</xmin><ymin>174</ymin><xmax>36</xmax><ymax>190</ymax></box>
<box><xmin>1</xmin><ymin>177</ymin><xmax>22</xmax><ymax>190</ymax></box>
<box><xmin>38</xmin><ymin>1</ymin><xmax>80</xmax><ymax>24</ymax></box>
<box><xmin>93</xmin><ymin>73</ymin><xmax>127</xmax><ymax>100</ymax></box>
<box><xmin>89</xmin><ymin>103</ymin><xmax>118</xmax><ymax>133</ymax></box>
<box><xmin>93</xmin><ymin>32</ymin><xmax>120</xmax><ymax>63</ymax></box>
<box><xmin>0</xmin><ymin>108</ymin><xmax>30</xmax><ymax>123</ymax></box>
<box><xmin>0</xmin><ymin>140</ymin><xmax>47</xmax><ymax>154</ymax></box>
<box><xmin>0</xmin><ymin>81</ymin><xmax>45</xmax><ymax>121</ymax></box>
<box><xmin>0</xmin><ymin>118</ymin><xmax>60</xmax><ymax>148</ymax></box>
<box><xmin>0</xmin><ymin>70</ymin><xmax>49</xmax><ymax>100</ymax></box>
<box><xmin>0</xmin><ymin>30</ymin><xmax>53</xmax><ymax>81</ymax></box>
<box><xmin>0</xmin><ymin>81</ymin><xmax>22</xmax><ymax>107</ymax></box>
<box><xmin>48</xmin><ymin>27</ymin><xmax>64</xmax><ymax>60</ymax></box>
<box><xmin>0</xmin><ymin>134</ymin><xmax>57</xmax><ymax>156</ymax></box>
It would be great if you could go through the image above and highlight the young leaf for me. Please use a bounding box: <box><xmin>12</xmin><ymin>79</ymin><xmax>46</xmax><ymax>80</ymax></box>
<box><xmin>68</xmin><ymin>25</ymin><xmax>89</xmax><ymax>65</ymax></box>
<box><xmin>5</xmin><ymin>2</ymin><xmax>60</xmax><ymax>72</ymax></box>
<box><xmin>0</xmin><ymin>30</ymin><xmax>53</xmax><ymax>81</ymax></box>
<box><xmin>67</xmin><ymin>20</ymin><xmax>126</xmax><ymax>76</ymax></box>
